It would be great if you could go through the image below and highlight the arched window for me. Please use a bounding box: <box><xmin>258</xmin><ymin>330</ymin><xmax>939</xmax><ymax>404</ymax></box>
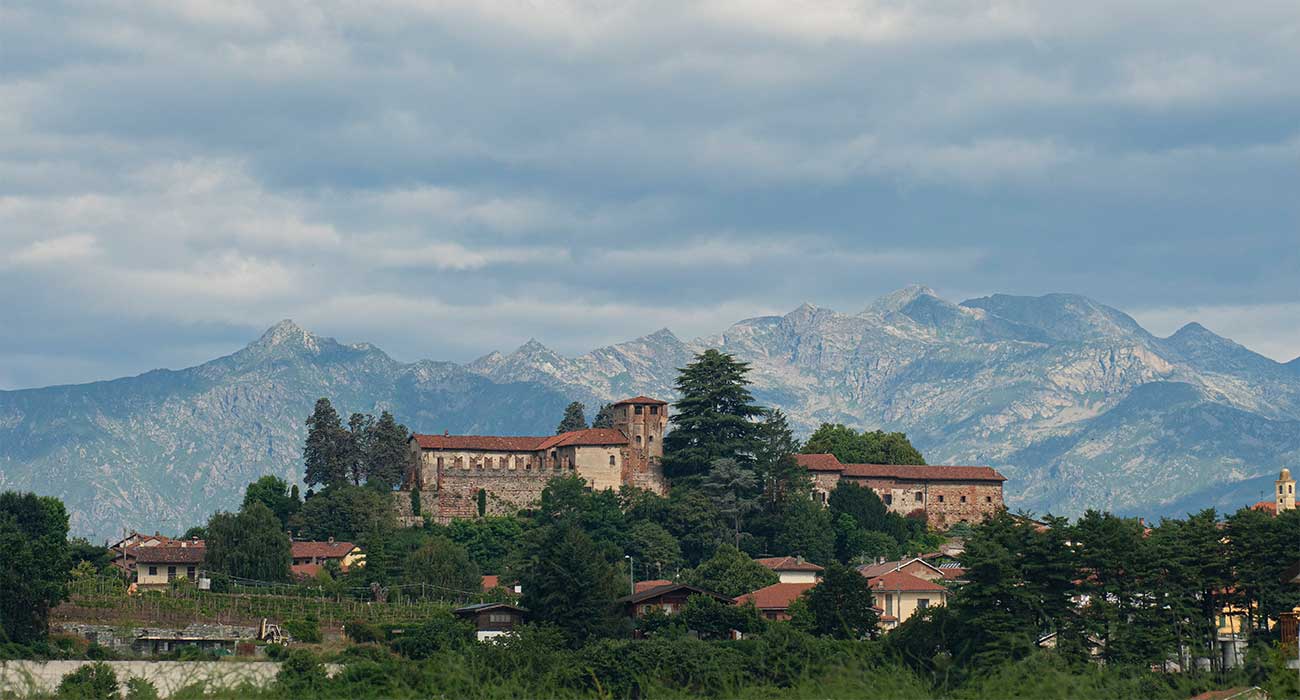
<box><xmin>609</xmin><ymin>455</ymin><xmax>616</xmax><ymax>466</ymax></box>
<box><xmin>635</xmin><ymin>435</ymin><xmax>642</xmax><ymax>446</ymax></box>
<box><xmin>648</xmin><ymin>434</ymin><xmax>654</xmax><ymax>443</ymax></box>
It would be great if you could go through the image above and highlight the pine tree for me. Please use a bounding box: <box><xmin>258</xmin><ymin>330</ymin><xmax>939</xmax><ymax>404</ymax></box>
<box><xmin>661</xmin><ymin>350</ymin><xmax>765</xmax><ymax>480</ymax></box>
<box><xmin>366</xmin><ymin>411</ymin><xmax>411</xmax><ymax>489</ymax></box>
<box><xmin>303</xmin><ymin>398</ymin><xmax>348</xmax><ymax>488</ymax></box>
<box><xmin>345</xmin><ymin>413</ymin><xmax>374</xmax><ymax>485</ymax></box>
<box><xmin>592</xmin><ymin>403</ymin><xmax>616</xmax><ymax>429</ymax></box>
<box><xmin>555</xmin><ymin>402</ymin><xmax>588</xmax><ymax>434</ymax></box>
<box><xmin>754</xmin><ymin>409</ymin><xmax>808</xmax><ymax>515</ymax></box>
<box><xmin>703</xmin><ymin>458</ymin><xmax>759</xmax><ymax>548</ymax></box>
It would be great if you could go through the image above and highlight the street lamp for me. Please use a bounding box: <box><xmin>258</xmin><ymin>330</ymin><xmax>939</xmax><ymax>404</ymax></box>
<box><xmin>624</xmin><ymin>554</ymin><xmax>634</xmax><ymax>595</ymax></box>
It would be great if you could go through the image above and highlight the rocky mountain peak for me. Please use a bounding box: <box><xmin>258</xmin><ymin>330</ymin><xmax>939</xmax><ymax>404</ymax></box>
<box><xmin>242</xmin><ymin>319</ymin><xmax>323</xmax><ymax>358</ymax></box>
<box><xmin>866</xmin><ymin>284</ymin><xmax>940</xmax><ymax>314</ymax></box>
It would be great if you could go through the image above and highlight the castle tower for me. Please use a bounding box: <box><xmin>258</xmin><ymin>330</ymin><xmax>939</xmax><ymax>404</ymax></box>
<box><xmin>1277</xmin><ymin>468</ymin><xmax>1295</xmax><ymax>512</ymax></box>
<box><xmin>612</xmin><ymin>396</ymin><xmax>669</xmax><ymax>473</ymax></box>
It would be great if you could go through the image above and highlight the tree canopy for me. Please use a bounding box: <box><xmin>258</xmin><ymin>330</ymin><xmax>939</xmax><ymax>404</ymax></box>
<box><xmin>661</xmin><ymin>350</ymin><xmax>765</xmax><ymax>480</ymax></box>
<box><xmin>0</xmin><ymin>492</ymin><xmax>70</xmax><ymax>644</ymax></box>
<box><xmin>803</xmin><ymin>424</ymin><xmax>926</xmax><ymax>465</ymax></box>
<box><xmin>556</xmin><ymin>401</ymin><xmax>589</xmax><ymax>434</ymax></box>
<box><xmin>205</xmin><ymin>501</ymin><xmax>292</xmax><ymax>583</ymax></box>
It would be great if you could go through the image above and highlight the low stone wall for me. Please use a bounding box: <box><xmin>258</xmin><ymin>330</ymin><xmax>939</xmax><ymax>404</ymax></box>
<box><xmin>52</xmin><ymin>622</ymin><xmax>259</xmax><ymax>655</ymax></box>
<box><xmin>0</xmin><ymin>660</ymin><xmax>282</xmax><ymax>698</ymax></box>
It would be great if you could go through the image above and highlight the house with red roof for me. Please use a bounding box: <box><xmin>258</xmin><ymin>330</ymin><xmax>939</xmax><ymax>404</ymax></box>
<box><xmin>867</xmin><ymin>571</ymin><xmax>949</xmax><ymax>630</ymax></box>
<box><xmin>134</xmin><ymin>545</ymin><xmax>206</xmax><ymax>590</ymax></box>
<box><xmin>734</xmin><ymin>582</ymin><xmax>816</xmax><ymax>621</ymax></box>
<box><xmin>795</xmin><ymin>453</ymin><xmax>1007</xmax><ymax>528</ymax></box>
<box><xmin>754</xmin><ymin>556</ymin><xmax>824</xmax><ymax>584</ymax></box>
<box><xmin>402</xmin><ymin>396</ymin><xmax>669</xmax><ymax>523</ymax></box>
<box><xmin>291</xmin><ymin>539</ymin><xmax>364</xmax><ymax>579</ymax></box>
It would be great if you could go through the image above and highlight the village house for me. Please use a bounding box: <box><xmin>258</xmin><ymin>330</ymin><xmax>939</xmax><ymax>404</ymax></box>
<box><xmin>868</xmin><ymin>571</ymin><xmax>949</xmax><ymax>631</ymax></box>
<box><xmin>859</xmin><ymin>557</ymin><xmax>948</xmax><ymax>582</ymax></box>
<box><xmin>754</xmin><ymin>556</ymin><xmax>824</xmax><ymax>584</ymax></box>
<box><xmin>110</xmin><ymin>532</ymin><xmax>204</xmax><ymax>575</ymax></box>
<box><xmin>618</xmin><ymin>583</ymin><xmax>730</xmax><ymax>621</ymax></box>
<box><xmin>400</xmin><ymin>396</ymin><xmax>669</xmax><ymax>523</ymax></box>
<box><xmin>796</xmin><ymin>453</ymin><xmax>1007</xmax><ymax>528</ymax></box>
<box><xmin>734</xmin><ymin>582</ymin><xmax>816</xmax><ymax>621</ymax></box>
<box><xmin>454</xmin><ymin>602</ymin><xmax>527</xmax><ymax>641</ymax></box>
<box><xmin>290</xmin><ymin>539</ymin><xmax>364</xmax><ymax>578</ymax></box>
<box><xmin>134</xmin><ymin>546</ymin><xmax>206</xmax><ymax>590</ymax></box>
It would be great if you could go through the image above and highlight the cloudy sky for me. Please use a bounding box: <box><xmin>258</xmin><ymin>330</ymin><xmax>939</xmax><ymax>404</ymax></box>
<box><xmin>2</xmin><ymin>1</ymin><xmax>1298</xmax><ymax>389</ymax></box>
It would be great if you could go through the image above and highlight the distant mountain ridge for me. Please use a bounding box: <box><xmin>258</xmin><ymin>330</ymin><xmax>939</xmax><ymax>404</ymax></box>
<box><xmin>2</xmin><ymin>289</ymin><xmax>1298</xmax><ymax>539</ymax></box>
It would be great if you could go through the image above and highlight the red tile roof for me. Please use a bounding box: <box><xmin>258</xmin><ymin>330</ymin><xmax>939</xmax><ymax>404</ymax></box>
<box><xmin>412</xmin><ymin>428</ymin><xmax>628</xmax><ymax>452</ymax></box>
<box><xmin>754</xmin><ymin>556</ymin><xmax>824</xmax><ymax>572</ymax></box>
<box><xmin>133</xmin><ymin>546</ymin><xmax>206</xmax><ymax>564</ymax></box>
<box><xmin>795</xmin><ymin>453</ymin><xmax>846</xmax><ymax>471</ymax></box>
<box><xmin>1252</xmin><ymin>501</ymin><xmax>1277</xmax><ymax>515</ymax></box>
<box><xmin>292</xmin><ymin>563</ymin><xmax>322</xmax><ymax>579</ymax></box>
<box><xmin>793</xmin><ymin>454</ymin><xmax>1005</xmax><ymax>482</ymax></box>
<box><xmin>291</xmin><ymin>541</ymin><xmax>358</xmax><ymax>559</ymax></box>
<box><xmin>613</xmin><ymin>396</ymin><xmax>668</xmax><ymax>406</ymax></box>
<box><xmin>868</xmin><ymin>571</ymin><xmax>948</xmax><ymax>593</ymax></box>
<box><xmin>857</xmin><ymin>557</ymin><xmax>943</xmax><ymax>579</ymax></box>
<box><xmin>734</xmin><ymin>582</ymin><xmax>815</xmax><ymax>610</ymax></box>
<box><xmin>634</xmin><ymin>579</ymin><xmax>674</xmax><ymax>593</ymax></box>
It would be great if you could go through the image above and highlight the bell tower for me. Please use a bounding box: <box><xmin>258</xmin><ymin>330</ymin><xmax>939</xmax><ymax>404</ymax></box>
<box><xmin>1277</xmin><ymin>468</ymin><xmax>1295</xmax><ymax>512</ymax></box>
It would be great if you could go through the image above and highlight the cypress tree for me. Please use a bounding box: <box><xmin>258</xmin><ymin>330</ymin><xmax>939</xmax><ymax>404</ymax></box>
<box><xmin>661</xmin><ymin>350</ymin><xmax>764</xmax><ymax>480</ymax></box>
<box><xmin>367</xmin><ymin>411</ymin><xmax>411</xmax><ymax>489</ymax></box>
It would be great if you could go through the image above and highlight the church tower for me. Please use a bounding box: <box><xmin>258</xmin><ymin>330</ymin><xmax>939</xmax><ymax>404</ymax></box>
<box><xmin>1276</xmin><ymin>468</ymin><xmax>1295</xmax><ymax>512</ymax></box>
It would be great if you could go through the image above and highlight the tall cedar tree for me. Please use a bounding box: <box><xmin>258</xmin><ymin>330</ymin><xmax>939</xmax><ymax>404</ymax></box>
<box><xmin>702</xmin><ymin>457</ymin><xmax>759</xmax><ymax>548</ymax></box>
<box><xmin>803</xmin><ymin>424</ymin><xmax>926</xmax><ymax>465</ymax></box>
<box><xmin>555</xmin><ymin>401</ymin><xmax>589</xmax><ymax>434</ymax></box>
<box><xmin>518</xmin><ymin>524</ymin><xmax>628</xmax><ymax>646</ymax></box>
<box><xmin>0</xmin><ymin>492</ymin><xmax>70</xmax><ymax>643</ymax></box>
<box><xmin>345</xmin><ymin>413</ymin><xmax>375</xmax><ymax>485</ymax></box>
<box><xmin>367</xmin><ymin>411</ymin><xmax>411</xmax><ymax>489</ymax></box>
<box><xmin>205</xmin><ymin>501</ymin><xmax>292</xmax><ymax>582</ymax></box>
<box><xmin>592</xmin><ymin>403</ymin><xmax>616</xmax><ymax>429</ymax></box>
<box><xmin>753</xmin><ymin>409</ymin><xmax>808</xmax><ymax>514</ymax></box>
<box><xmin>805</xmin><ymin>562</ymin><xmax>880</xmax><ymax>639</ymax></box>
<box><xmin>304</xmin><ymin>398</ymin><xmax>349</xmax><ymax>488</ymax></box>
<box><xmin>661</xmin><ymin>350</ymin><xmax>765</xmax><ymax>480</ymax></box>
<box><xmin>952</xmin><ymin>512</ymin><xmax>1039</xmax><ymax>668</ymax></box>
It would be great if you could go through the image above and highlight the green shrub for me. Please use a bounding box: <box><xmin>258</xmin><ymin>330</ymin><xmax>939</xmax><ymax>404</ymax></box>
<box><xmin>284</xmin><ymin>616</ymin><xmax>322</xmax><ymax>643</ymax></box>
<box><xmin>124</xmin><ymin>677</ymin><xmax>160</xmax><ymax>700</ymax></box>
<box><xmin>56</xmin><ymin>662</ymin><xmax>118</xmax><ymax>699</ymax></box>
<box><xmin>344</xmin><ymin>619</ymin><xmax>380</xmax><ymax>644</ymax></box>
<box><xmin>275</xmin><ymin>649</ymin><xmax>328</xmax><ymax>695</ymax></box>
<box><xmin>390</xmin><ymin>612</ymin><xmax>473</xmax><ymax>660</ymax></box>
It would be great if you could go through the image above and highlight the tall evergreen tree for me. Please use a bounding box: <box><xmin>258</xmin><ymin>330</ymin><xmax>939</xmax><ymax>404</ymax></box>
<box><xmin>0</xmin><ymin>492</ymin><xmax>70</xmax><ymax>644</ymax></box>
<box><xmin>366</xmin><ymin>411</ymin><xmax>411</xmax><ymax>489</ymax></box>
<box><xmin>703</xmin><ymin>457</ymin><xmax>759</xmax><ymax>548</ymax></box>
<box><xmin>555</xmin><ymin>402</ymin><xmax>589</xmax><ymax>434</ymax></box>
<box><xmin>345</xmin><ymin>413</ymin><xmax>375</xmax><ymax>486</ymax></box>
<box><xmin>805</xmin><ymin>562</ymin><xmax>880</xmax><ymax>639</ymax></box>
<box><xmin>592</xmin><ymin>403</ymin><xmax>616</xmax><ymax>429</ymax></box>
<box><xmin>303</xmin><ymin>398</ymin><xmax>349</xmax><ymax>488</ymax></box>
<box><xmin>753</xmin><ymin>409</ymin><xmax>808</xmax><ymax>514</ymax></box>
<box><xmin>518</xmin><ymin>524</ymin><xmax>628</xmax><ymax>646</ymax></box>
<box><xmin>661</xmin><ymin>350</ymin><xmax>765</xmax><ymax>480</ymax></box>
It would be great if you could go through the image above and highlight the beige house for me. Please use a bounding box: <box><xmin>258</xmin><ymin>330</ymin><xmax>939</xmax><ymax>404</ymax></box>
<box><xmin>754</xmin><ymin>556</ymin><xmax>824</xmax><ymax>584</ymax></box>
<box><xmin>290</xmin><ymin>539</ymin><xmax>364</xmax><ymax>578</ymax></box>
<box><xmin>868</xmin><ymin>571</ymin><xmax>949</xmax><ymax>631</ymax></box>
<box><xmin>134</xmin><ymin>546</ymin><xmax>205</xmax><ymax>590</ymax></box>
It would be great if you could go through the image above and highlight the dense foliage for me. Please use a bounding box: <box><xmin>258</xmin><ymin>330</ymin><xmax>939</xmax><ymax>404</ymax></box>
<box><xmin>555</xmin><ymin>401</ymin><xmax>588</xmax><ymax>433</ymax></box>
<box><xmin>303</xmin><ymin>398</ymin><xmax>410</xmax><ymax>490</ymax></box>
<box><xmin>0</xmin><ymin>491</ymin><xmax>70</xmax><ymax>644</ymax></box>
<box><xmin>205</xmin><ymin>501</ymin><xmax>293</xmax><ymax>582</ymax></box>
<box><xmin>803</xmin><ymin>423</ymin><xmax>927</xmax><ymax>465</ymax></box>
<box><xmin>661</xmin><ymin>349</ymin><xmax>766</xmax><ymax>480</ymax></box>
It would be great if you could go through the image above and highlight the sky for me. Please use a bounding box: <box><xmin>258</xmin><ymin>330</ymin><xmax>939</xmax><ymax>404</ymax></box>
<box><xmin>1</xmin><ymin>0</ymin><xmax>1298</xmax><ymax>389</ymax></box>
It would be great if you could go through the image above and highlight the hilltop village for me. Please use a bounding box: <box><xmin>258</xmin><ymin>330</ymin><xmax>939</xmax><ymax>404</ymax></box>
<box><xmin>4</xmin><ymin>349</ymin><xmax>1300</xmax><ymax>699</ymax></box>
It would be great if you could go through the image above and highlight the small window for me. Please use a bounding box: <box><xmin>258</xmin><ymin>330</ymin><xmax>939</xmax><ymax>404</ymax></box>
<box><xmin>489</xmin><ymin>612</ymin><xmax>513</xmax><ymax>623</ymax></box>
<box><xmin>883</xmin><ymin>494</ymin><xmax>893</xmax><ymax>505</ymax></box>
<box><xmin>914</xmin><ymin>492</ymin><xmax>923</xmax><ymax>502</ymax></box>
<box><xmin>635</xmin><ymin>435</ymin><xmax>642</xmax><ymax>445</ymax></box>
<box><xmin>650</xmin><ymin>405</ymin><xmax>659</xmax><ymax>415</ymax></box>
<box><xmin>985</xmin><ymin>496</ymin><xmax>993</xmax><ymax>503</ymax></box>
<box><xmin>917</xmin><ymin>599</ymin><xmax>930</xmax><ymax>610</ymax></box>
<box><xmin>436</xmin><ymin>456</ymin><xmax>444</xmax><ymax>468</ymax></box>
<box><xmin>648</xmin><ymin>434</ymin><xmax>654</xmax><ymax>443</ymax></box>
<box><xmin>937</xmin><ymin>495</ymin><xmax>945</xmax><ymax>503</ymax></box>
<box><xmin>635</xmin><ymin>405</ymin><xmax>644</xmax><ymax>415</ymax></box>
<box><xmin>149</xmin><ymin>566</ymin><xmax>158</xmax><ymax>576</ymax></box>
<box><xmin>960</xmin><ymin>495</ymin><xmax>967</xmax><ymax>503</ymax></box>
<box><xmin>609</xmin><ymin>455</ymin><xmax>616</xmax><ymax>466</ymax></box>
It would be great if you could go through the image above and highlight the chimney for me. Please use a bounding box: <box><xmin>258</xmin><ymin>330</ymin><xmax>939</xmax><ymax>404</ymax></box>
<box><xmin>444</xmin><ymin>430</ymin><xmax>450</xmax><ymax>437</ymax></box>
<box><xmin>328</xmin><ymin>536</ymin><xmax>334</xmax><ymax>544</ymax></box>
<box><xmin>795</xmin><ymin>555</ymin><xmax>804</xmax><ymax>565</ymax></box>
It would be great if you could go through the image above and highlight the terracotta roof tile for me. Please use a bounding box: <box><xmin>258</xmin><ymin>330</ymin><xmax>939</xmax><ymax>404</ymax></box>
<box><xmin>537</xmin><ymin>428</ymin><xmax>630</xmax><ymax>450</ymax></box>
<box><xmin>857</xmin><ymin>558</ymin><xmax>942</xmax><ymax>579</ymax></box>
<box><xmin>634</xmin><ymin>579</ymin><xmax>673</xmax><ymax>593</ymax></box>
<box><xmin>868</xmin><ymin>571</ymin><xmax>948</xmax><ymax>593</ymax></box>
<box><xmin>754</xmin><ymin>556</ymin><xmax>824</xmax><ymax>572</ymax></box>
<box><xmin>412</xmin><ymin>428</ymin><xmax>629</xmax><ymax>452</ymax></box>
<box><xmin>133</xmin><ymin>546</ymin><xmax>206</xmax><ymax>564</ymax></box>
<box><xmin>1252</xmin><ymin>501</ymin><xmax>1278</xmax><ymax>515</ymax></box>
<box><xmin>734</xmin><ymin>582</ymin><xmax>816</xmax><ymax>610</ymax></box>
<box><xmin>795</xmin><ymin>454</ymin><xmax>845</xmax><ymax>471</ymax></box>
<box><xmin>612</xmin><ymin>396</ymin><xmax>668</xmax><ymax>406</ymax></box>
<box><xmin>291</xmin><ymin>541</ymin><xmax>358</xmax><ymax>559</ymax></box>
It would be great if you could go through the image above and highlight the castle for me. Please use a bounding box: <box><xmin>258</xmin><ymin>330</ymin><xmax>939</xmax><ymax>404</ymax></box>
<box><xmin>795</xmin><ymin>453</ymin><xmax>1006</xmax><ymax>529</ymax></box>
<box><xmin>399</xmin><ymin>396</ymin><xmax>668</xmax><ymax>523</ymax></box>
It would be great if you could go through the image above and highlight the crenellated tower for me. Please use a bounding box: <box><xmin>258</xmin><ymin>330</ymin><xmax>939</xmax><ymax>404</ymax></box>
<box><xmin>612</xmin><ymin>396</ymin><xmax>668</xmax><ymax>490</ymax></box>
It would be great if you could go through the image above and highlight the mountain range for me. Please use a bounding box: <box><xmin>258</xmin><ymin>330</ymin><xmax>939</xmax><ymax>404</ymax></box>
<box><xmin>3</xmin><ymin>286</ymin><xmax>1298</xmax><ymax>540</ymax></box>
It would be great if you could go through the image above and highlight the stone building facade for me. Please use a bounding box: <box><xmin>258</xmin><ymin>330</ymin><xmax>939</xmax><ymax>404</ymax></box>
<box><xmin>400</xmin><ymin>396</ymin><xmax>668</xmax><ymax>523</ymax></box>
<box><xmin>795</xmin><ymin>453</ymin><xmax>1006</xmax><ymax>529</ymax></box>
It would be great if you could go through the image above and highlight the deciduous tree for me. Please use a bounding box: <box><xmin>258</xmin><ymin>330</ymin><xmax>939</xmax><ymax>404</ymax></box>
<box><xmin>0</xmin><ymin>492</ymin><xmax>70</xmax><ymax>644</ymax></box>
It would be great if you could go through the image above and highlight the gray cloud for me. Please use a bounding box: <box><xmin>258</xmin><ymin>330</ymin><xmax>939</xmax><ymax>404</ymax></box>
<box><xmin>1</xmin><ymin>0</ymin><xmax>1298</xmax><ymax>387</ymax></box>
